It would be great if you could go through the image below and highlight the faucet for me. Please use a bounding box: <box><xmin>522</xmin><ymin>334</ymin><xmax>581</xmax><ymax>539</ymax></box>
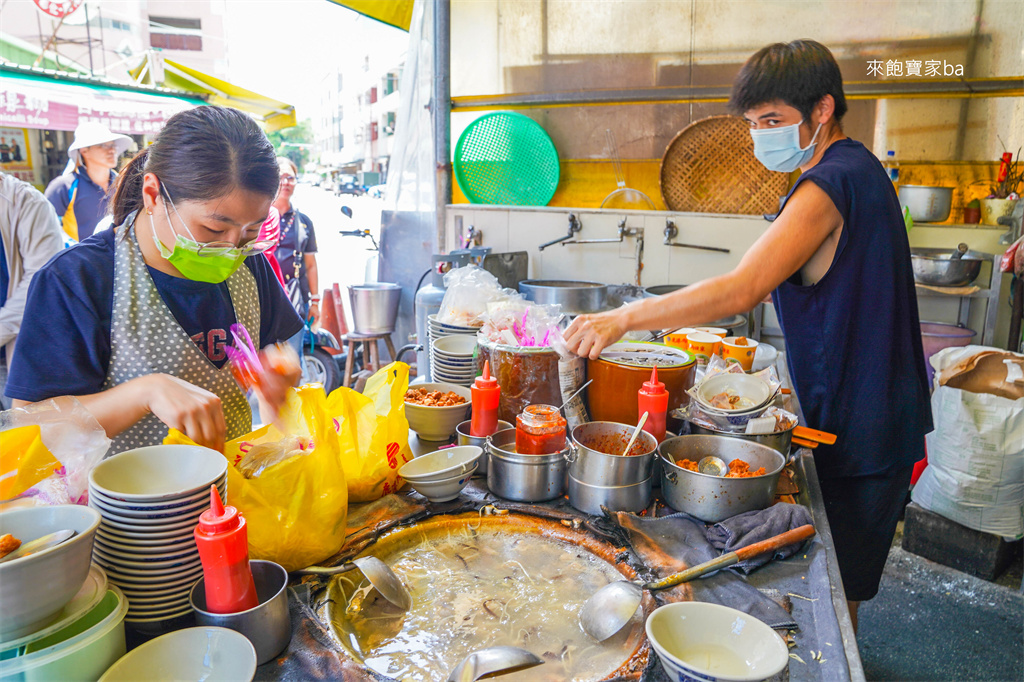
<box><xmin>662</xmin><ymin>219</ymin><xmax>731</xmax><ymax>254</ymax></box>
<box><xmin>538</xmin><ymin>213</ymin><xmax>582</xmax><ymax>251</ymax></box>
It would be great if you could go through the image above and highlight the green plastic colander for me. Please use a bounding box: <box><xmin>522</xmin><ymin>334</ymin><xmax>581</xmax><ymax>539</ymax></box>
<box><xmin>454</xmin><ymin>112</ymin><xmax>560</xmax><ymax>206</ymax></box>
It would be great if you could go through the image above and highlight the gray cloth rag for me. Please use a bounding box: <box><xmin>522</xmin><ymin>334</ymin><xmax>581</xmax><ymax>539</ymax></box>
<box><xmin>705</xmin><ymin>502</ymin><xmax>814</xmax><ymax>574</ymax></box>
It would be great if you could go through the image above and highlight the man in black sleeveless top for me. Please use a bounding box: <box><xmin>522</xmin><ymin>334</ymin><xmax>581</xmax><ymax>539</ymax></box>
<box><xmin>565</xmin><ymin>40</ymin><xmax>932</xmax><ymax>632</ymax></box>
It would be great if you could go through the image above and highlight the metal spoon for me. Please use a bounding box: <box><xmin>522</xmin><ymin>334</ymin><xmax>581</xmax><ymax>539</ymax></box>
<box><xmin>447</xmin><ymin>646</ymin><xmax>543</xmax><ymax>682</ymax></box>
<box><xmin>580</xmin><ymin>524</ymin><xmax>817</xmax><ymax>641</ymax></box>
<box><xmin>296</xmin><ymin>556</ymin><xmax>411</xmax><ymax>610</ymax></box>
<box><xmin>621</xmin><ymin>412</ymin><xmax>649</xmax><ymax>456</ymax></box>
<box><xmin>697</xmin><ymin>456</ymin><xmax>730</xmax><ymax>477</ymax></box>
<box><xmin>0</xmin><ymin>530</ymin><xmax>75</xmax><ymax>564</ymax></box>
<box><xmin>557</xmin><ymin>380</ymin><xmax>593</xmax><ymax>412</ymax></box>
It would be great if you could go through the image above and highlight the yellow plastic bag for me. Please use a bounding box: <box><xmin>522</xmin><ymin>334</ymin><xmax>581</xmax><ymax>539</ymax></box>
<box><xmin>165</xmin><ymin>385</ymin><xmax>348</xmax><ymax>572</ymax></box>
<box><xmin>326</xmin><ymin>362</ymin><xmax>414</xmax><ymax>502</ymax></box>
<box><xmin>0</xmin><ymin>425</ymin><xmax>59</xmax><ymax>500</ymax></box>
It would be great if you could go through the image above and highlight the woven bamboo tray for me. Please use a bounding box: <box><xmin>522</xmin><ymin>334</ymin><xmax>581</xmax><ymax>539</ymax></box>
<box><xmin>660</xmin><ymin>115</ymin><xmax>790</xmax><ymax>215</ymax></box>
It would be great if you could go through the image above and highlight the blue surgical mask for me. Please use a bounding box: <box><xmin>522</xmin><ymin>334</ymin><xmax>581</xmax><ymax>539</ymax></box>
<box><xmin>750</xmin><ymin>120</ymin><xmax>823</xmax><ymax>173</ymax></box>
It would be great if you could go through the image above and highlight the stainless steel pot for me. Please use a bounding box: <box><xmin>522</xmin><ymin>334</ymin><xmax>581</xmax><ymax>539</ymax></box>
<box><xmin>911</xmin><ymin>248</ymin><xmax>984</xmax><ymax>287</ymax></box>
<box><xmin>456</xmin><ymin>420</ymin><xmax>513</xmax><ymax>476</ymax></box>
<box><xmin>567</xmin><ymin>422</ymin><xmax>658</xmax><ymax>486</ymax></box>
<box><xmin>568</xmin><ymin>474</ymin><xmax>652</xmax><ymax>516</ymax></box>
<box><xmin>486</xmin><ymin>428</ymin><xmax>567</xmax><ymax>502</ymax></box>
<box><xmin>658</xmin><ymin>435</ymin><xmax>785</xmax><ymax>522</ymax></box>
<box><xmin>519</xmin><ymin>280</ymin><xmax>608</xmax><ymax>314</ymax></box>
<box><xmin>899</xmin><ymin>185</ymin><xmax>953</xmax><ymax>223</ymax></box>
<box><xmin>348</xmin><ymin>283</ymin><xmax>402</xmax><ymax>334</ymax></box>
<box><xmin>686</xmin><ymin>421</ymin><xmax>794</xmax><ymax>456</ymax></box>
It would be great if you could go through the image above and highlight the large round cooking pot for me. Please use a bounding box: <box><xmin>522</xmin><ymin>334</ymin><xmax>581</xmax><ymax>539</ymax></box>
<box><xmin>898</xmin><ymin>185</ymin><xmax>953</xmax><ymax>223</ymax></box>
<box><xmin>568</xmin><ymin>422</ymin><xmax>658</xmax><ymax>486</ymax></box>
<box><xmin>519</xmin><ymin>279</ymin><xmax>609</xmax><ymax>314</ymax></box>
<box><xmin>658</xmin><ymin>435</ymin><xmax>785</xmax><ymax>522</ymax></box>
<box><xmin>588</xmin><ymin>342</ymin><xmax>696</xmax><ymax>425</ymax></box>
<box><xmin>911</xmin><ymin>248</ymin><xmax>984</xmax><ymax>287</ymax></box>
<box><xmin>642</xmin><ymin>285</ymin><xmax>748</xmax><ymax>332</ymax></box>
<box><xmin>487</xmin><ymin>428</ymin><xmax>567</xmax><ymax>502</ymax></box>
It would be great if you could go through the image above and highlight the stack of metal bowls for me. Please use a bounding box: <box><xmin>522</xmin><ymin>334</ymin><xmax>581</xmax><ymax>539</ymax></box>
<box><xmin>430</xmin><ymin>334</ymin><xmax>478</xmax><ymax>386</ymax></box>
<box><xmin>88</xmin><ymin>445</ymin><xmax>227</xmax><ymax>634</ymax></box>
<box><xmin>566</xmin><ymin>422</ymin><xmax>658</xmax><ymax>515</ymax></box>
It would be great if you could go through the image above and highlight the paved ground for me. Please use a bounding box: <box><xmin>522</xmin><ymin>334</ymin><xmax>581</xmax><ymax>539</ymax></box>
<box><xmin>858</xmin><ymin>532</ymin><xmax>1023</xmax><ymax>682</ymax></box>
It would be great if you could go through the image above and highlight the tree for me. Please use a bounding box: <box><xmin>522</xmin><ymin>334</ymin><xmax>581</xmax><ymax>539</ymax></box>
<box><xmin>267</xmin><ymin>119</ymin><xmax>314</xmax><ymax>171</ymax></box>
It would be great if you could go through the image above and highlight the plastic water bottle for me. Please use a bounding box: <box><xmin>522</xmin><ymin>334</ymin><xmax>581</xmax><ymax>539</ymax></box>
<box><xmin>884</xmin><ymin>150</ymin><xmax>900</xmax><ymax>187</ymax></box>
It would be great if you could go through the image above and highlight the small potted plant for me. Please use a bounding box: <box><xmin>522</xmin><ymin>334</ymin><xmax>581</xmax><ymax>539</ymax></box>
<box><xmin>981</xmin><ymin>150</ymin><xmax>1022</xmax><ymax>225</ymax></box>
<box><xmin>963</xmin><ymin>198</ymin><xmax>981</xmax><ymax>224</ymax></box>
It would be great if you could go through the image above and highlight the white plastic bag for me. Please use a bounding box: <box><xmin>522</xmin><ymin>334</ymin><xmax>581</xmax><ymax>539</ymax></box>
<box><xmin>912</xmin><ymin>346</ymin><xmax>1024</xmax><ymax>539</ymax></box>
<box><xmin>437</xmin><ymin>265</ymin><xmax>508</xmax><ymax>327</ymax></box>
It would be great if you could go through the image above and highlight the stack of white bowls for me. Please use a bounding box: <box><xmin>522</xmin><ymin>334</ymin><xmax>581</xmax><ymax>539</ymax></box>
<box><xmin>87</xmin><ymin>445</ymin><xmax>227</xmax><ymax>633</ymax></box>
<box><xmin>430</xmin><ymin>333</ymin><xmax>479</xmax><ymax>386</ymax></box>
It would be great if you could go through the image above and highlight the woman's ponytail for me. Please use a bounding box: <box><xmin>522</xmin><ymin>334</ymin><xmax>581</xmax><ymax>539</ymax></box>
<box><xmin>110</xmin><ymin>146</ymin><xmax>149</xmax><ymax>226</ymax></box>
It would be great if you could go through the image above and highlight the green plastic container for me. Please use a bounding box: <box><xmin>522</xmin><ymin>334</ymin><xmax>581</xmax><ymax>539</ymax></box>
<box><xmin>0</xmin><ymin>587</ymin><xmax>127</xmax><ymax>682</ymax></box>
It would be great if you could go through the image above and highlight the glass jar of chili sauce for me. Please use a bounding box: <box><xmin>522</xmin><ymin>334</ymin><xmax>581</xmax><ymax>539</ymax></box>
<box><xmin>515</xmin><ymin>404</ymin><xmax>567</xmax><ymax>454</ymax></box>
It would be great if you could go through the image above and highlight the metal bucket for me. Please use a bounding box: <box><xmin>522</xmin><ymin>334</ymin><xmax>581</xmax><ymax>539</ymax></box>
<box><xmin>568</xmin><ymin>474</ymin><xmax>653</xmax><ymax>516</ymax></box>
<box><xmin>348</xmin><ymin>283</ymin><xmax>402</xmax><ymax>334</ymax></box>
<box><xmin>567</xmin><ymin>422</ymin><xmax>658</xmax><ymax>487</ymax></box>
<box><xmin>486</xmin><ymin>428</ymin><xmax>567</xmax><ymax>502</ymax></box>
<box><xmin>658</xmin><ymin>435</ymin><xmax>785</xmax><ymax>522</ymax></box>
<box><xmin>686</xmin><ymin>421</ymin><xmax>794</xmax><ymax>456</ymax></box>
<box><xmin>456</xmin><ymin>420</ymin><xmax>513</xmax><ymax>476</ymax></box>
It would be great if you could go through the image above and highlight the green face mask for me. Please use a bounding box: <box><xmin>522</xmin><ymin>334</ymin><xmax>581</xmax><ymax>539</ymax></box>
<box><xmin>151</xmin><ymin>186</ymin><xmax>247</xmax><ymax>284</ymax></box>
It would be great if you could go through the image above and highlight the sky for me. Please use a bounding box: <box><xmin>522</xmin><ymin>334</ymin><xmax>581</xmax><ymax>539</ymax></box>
<box><xmin>221</xmin><ymin>0</ymin><xmax>409</xmax><ymax>122</ymax></box>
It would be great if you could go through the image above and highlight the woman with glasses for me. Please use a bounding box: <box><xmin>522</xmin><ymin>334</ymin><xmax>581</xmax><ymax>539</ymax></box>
<box><xmin>45</xmin><ymin>122</ymin><xmax>133</xmax><ymax>242</ymax></box>
<box><xmin>271</xmin><ymin>158</ymin><xmax>320</xmax><ymax>330</ymax></box>
<box><xmin>5</xmin><ymin>107</ymin><xmax>303</xmax><ymax>455</ymax></box>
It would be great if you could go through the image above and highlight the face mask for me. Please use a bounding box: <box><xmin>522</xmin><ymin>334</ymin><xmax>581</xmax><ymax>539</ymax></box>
<box><xmin>150</xmin><ymin>186</ymin><xmax>247</xmax><ymax>284</ymax></box>
<box><xmin>750</xmin><ymin>120</ymin><xmax>823</xmax><ymax>173</ymax></box>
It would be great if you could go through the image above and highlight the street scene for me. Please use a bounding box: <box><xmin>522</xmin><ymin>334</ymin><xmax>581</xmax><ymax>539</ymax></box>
<box><xmin>0</xmin><ymin>2</ymin><xmax>1022</xmax><ymax>682</ymax></box>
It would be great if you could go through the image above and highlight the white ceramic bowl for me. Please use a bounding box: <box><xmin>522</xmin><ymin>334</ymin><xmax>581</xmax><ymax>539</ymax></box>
<box><xmin>432</xmin><ymin>334</ymin><xmax>478</xmax><ymax>356</ymax></box>
<box><xmin>95</xmin><ymin>524</ymin><xmax>195</xmax><ymax>542</ymax></box>
<box><xmin>695</xmin><ymin>373</ymin><xmax>773</xmax><ymax>414</ymax></box>
<box><xmin>404</xmin><ymin>467</ymin><xmax>476</xmax><ymax>503</ymax></box>
<box><xmin>404</xmin><ymin>382</ymin><xmax>472</xmax><ymax>441</ymax></box>
<box><xmin>89</xmin><ymin>494</ymin><xmax>211</xmax><ymax>519</ymax></box>
<box><xmin>93</xmin><ymin>512</ymin><xmax>202</xmax><ymax>533</ymax></box>
<box><xmin>0</xmin><ymin>505</ymin><xmax>102</xmax><ymax>640</ymax></box>
<box><xmin>646</xmin><ymin>602</ymin><xmax>789</xmax><ymax>682</ymax></box>
<box><xmin>99</xmin><ymin>626</ymin><xmax>256</xmax><ymax>681</ymax></box>
<box><xmin>95</xmin><ymin>533</ymin><xmax>196</xmax><ymax>555</ymax></box>
<box><xmin>90</xmin><ymin>445</ymin><xmax>227</xmax><ymax>501</ymax></box>
<box><xmin>89</xmin><ymin>479</ymin><xmax>226</xmax><ymax>510</ymax></box>
<box><xmin>399</xmin><ymin>446</ymin><xmax>482</xmax><ymax>481</ymax></box>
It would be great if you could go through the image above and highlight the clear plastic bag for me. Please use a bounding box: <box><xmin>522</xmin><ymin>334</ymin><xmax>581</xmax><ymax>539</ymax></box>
<box><xmin>236</xmin><ymin>435</ymin><xmax>315</xmax><ymax>479</ymax></box>
<box><xmin>437</xmin><ymin>265</ymin><xmax>511</xmax><ymax>327</ymax></box>
<box><xmin>0</xmin><ymin>397</ymin><xmax>111</xmax><ymax>505</ymax></box>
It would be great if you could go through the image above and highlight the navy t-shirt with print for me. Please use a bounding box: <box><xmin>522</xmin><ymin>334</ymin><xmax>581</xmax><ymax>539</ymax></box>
<box><xmin>4</xmin><ymin>228</ymin><xmax>303</xmax><ymax>403</ymax></box>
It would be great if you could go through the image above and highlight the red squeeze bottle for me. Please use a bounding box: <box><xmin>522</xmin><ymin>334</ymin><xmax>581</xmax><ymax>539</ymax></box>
<box><xmin>194</xmin><ymin>485</ymin><xmax>259</xmax><ymax>614</ymax></box>
<box><xmin>470</xmin><ymin>361</ymin><xmax>501</xmax><ymax>437</ymax></box>
<box><xmin>638</xmin><ymin>366</ymin><xmax>669</xmax><ymax>443</ymax></box>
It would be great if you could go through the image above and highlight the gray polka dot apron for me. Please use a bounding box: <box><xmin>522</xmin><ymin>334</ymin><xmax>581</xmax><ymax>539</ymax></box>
<box><xmin>103</xmin><ymin>217</ymin><xmax>260</xmax><ymax>455</ymax></box>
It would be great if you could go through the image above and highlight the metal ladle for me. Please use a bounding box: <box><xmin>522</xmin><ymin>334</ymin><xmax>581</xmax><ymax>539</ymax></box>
<box><xmin>446</xmin><ymin>646</ymin><xmax>543</xmax><ymax>682</ymax></box>
<box><xmin>297</xmin><ymin>556</ymin><xmax>411</xmax><ymax>610</ymax></box>
<box><xmin>0</xmin><ymin>529</ymin><xmax>76</xmax><ymax>563</ymax></box>
<box><xmin>697</xmin><ymin>456</ymin><xmax>729</xmax><ymax>477</ymax></box>
<box><xmin>580</xmin><ymin>525</ymin><xmax>817</xmax><ymax>641</ymax></box>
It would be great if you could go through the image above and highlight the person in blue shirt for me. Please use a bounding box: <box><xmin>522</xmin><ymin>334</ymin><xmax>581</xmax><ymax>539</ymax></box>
<box><xmin>44</xmin><ymin>122</ymin><xmax>133</xmax><ymax>243</ymax></box>
<box><xmin>7</xmin><ymin>106</ymin><xmax>303</xmax><ymax>455</ymax></box>
<box><xmin>565</xmin><ymin>40</ymin><xmax>932</xmax><ymax>631</ymax></box>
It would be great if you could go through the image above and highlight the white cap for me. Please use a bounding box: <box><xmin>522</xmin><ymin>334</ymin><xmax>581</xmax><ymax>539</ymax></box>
<box><xmin>66</xmin><ymin>122</ymin><xmax>133</xmax><ymax>166</ymax></box>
